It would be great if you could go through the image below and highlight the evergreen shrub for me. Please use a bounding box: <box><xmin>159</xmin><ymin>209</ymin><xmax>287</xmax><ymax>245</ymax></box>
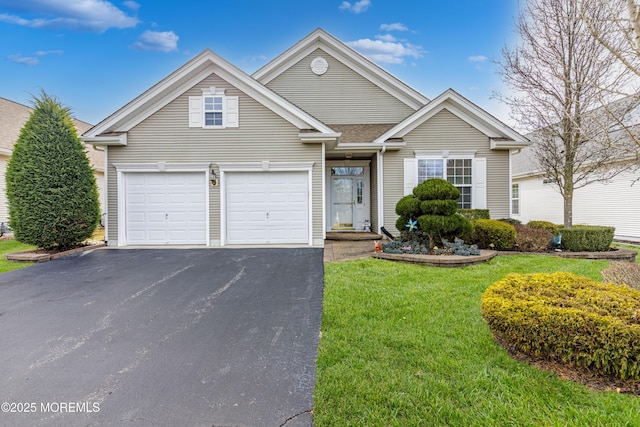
<box><xmin>560</xmin><ymin>225</ymin><xmax>615</xmax><ymax>252</ymax></box>
<box><xmin>458</xmin><ymin>208</ymin><xmax>490</xmax><ymax>221</ymax></box>
<box><xmin>472</xmin><ymin>219</ymin><xmax>516</xmax><ymax>250</ymax></box>
<box><xmin>6</xmin><ymin>93</ymin><xmax>100</xmax><ymax>249</ymax></box>
<box><xmin>482</xmin><ymin>272</ymin><xmax>640</xmax><ymax>380</ymax></box>
<box><xmin>527</xmin><ymin>220</ymin><xmax>559</xmax><ymax>235</ymax></box>
<box><xmin>514</xmin><ymin>224</ymin><xmax>551</xmax><ymax>252</ymax></box>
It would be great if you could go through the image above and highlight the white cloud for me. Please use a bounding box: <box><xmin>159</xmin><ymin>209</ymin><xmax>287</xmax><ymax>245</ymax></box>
<box><xmin>0</xmin><ymin>0</ymin><xmax>138</xmax><ymax>32</ymax></box>
<box><xmin>7</xmin><ymin>49</ymin><xmax>63</xmax><ymax>66</ymax></box>
<box><xmin>132</xmin><ymin>30</ymin><xmax>179</xmax><ymax>52</ymax></box>
<box><xmin>347</xmin><ymin>38</ymin><xmax>424</xmax><ymax>65</ymax></box>
<box><xmin>375</xmin><ymin>34</ymin><xmax>396</xmax><ymax>42</ymax></box>
<box><xmin>379</xmin><ymin>23</ymin><xmax>408</xmax><ymax>32</ymax></box>
<box><xmin>338</xmin><ymin>0</ymin><xmax>371</xmax><ymax>14</ymax></box>
<box><xmin>8</xmin><ymin>54</ymin><xmax>39</xmax><ymax>66</ymax></box>
<box><xmin>123</xmin><ymin>1</ymin><xmax>140</xmax><ymax>11</ymax></box>
<box><xmin>468</xmin><ymin>55</ymin><xmax>488</xmax><ymax>63</ymax></box>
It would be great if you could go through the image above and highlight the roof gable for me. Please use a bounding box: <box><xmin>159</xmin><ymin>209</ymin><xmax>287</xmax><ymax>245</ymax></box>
<box><xmin>374</xmin><ymin>89</ymin><xmax>529</xmax><ymax>149</ymax></box>
<box><xmin>252</xmin><ymin>28</ymin><xmax>430</xmax><ymax>111</ymax></box>
<box><xmin>83</xmin><ymin>49</ymin><xmax>336</xmax><ymax>140</ymax></box>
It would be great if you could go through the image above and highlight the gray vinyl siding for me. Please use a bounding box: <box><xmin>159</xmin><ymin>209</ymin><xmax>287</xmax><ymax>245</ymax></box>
<box><xmin>266</xmin><ymin>48</ymin><xmax>416</xmax><ymax>125</ymax></box>
<box><xmin>383</xmin><ymin>109</ymin><xmax>511</xmax><ymax>233</ymax></box>
<box><xmin>106</xmin><ymin>73</ymin><xmax>323</xmax><ymax>244</ymax></box>
<box><xmin>370</xmin><ymin>153</ymin><xmax>378</xmax><ymax>232</ymax></box>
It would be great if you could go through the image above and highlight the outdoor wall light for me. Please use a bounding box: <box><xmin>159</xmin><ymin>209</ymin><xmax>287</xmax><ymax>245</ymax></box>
<box><xmin>210</xmin><ymin>167</ymin><xmax>217</xmax><ymax>186</ymax></box>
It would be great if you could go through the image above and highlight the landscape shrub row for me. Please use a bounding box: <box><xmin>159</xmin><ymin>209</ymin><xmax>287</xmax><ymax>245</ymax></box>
<box><xmin>482</xmin><ymin>272</ymin><xmax>640</xmax><ymax>380</ymax></box>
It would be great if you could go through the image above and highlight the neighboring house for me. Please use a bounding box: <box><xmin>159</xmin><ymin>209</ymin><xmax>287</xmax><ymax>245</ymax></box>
<box><xmin>512</xmin><ymin>94</ymin><xmax>640</xmax><ymax>242</ymax></box>
<box><xmin>82</xmin><ymin>28</ymin><xmax>528</xmax><ymax>247</ymax></box>
<box><xmin>0</xmin><ymin>97</ymin><xmax>105</xmax><ymax>227</ymax></box>
<box><xmin>512</xmin><ymin>146</ymin><xmax>640</xmax><ymax>243</ymax></box>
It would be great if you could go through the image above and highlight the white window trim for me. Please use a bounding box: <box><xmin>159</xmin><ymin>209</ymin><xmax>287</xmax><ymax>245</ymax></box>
<box><xmin>113</xmin><ymin>162</ymin><xmax>211</xmax><ymax>247</ymax></box>
<box><xmin>416</xmin><ymin>153</ymin><xmax>475</xmax><ymax>209</ymax></box>
<box><xmin>202</xmin><ymin>87</ymin><xmax>225</xmax><ymax>129</ymax></box>
<box><xmin>511</xmin><ymin>183</ymin><xmax>520</xmax><ymax>216</ymax></box>
<box><xmin>217</xmin><ymin>161</ymin><xmax>315</xmax><ymax>246</ymax></box>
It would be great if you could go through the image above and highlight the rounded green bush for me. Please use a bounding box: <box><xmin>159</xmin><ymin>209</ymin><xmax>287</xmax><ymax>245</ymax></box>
<box><xmin>413</xmin><ymin>178</ymin><xmax>460</xmax><ymax>201</ymax></box>
<box><xmin>395</xmin><ymin>215</ymin><xmax>410</xmax><ymax>232</ymax></box>
<box><xmin>395</xmin><ymin>195</ymin><xmax>422</xmax><ymax>217</ymax></box>
<box><xmin>482</xmin><ymin>272</ymin><xmax>640</xmax><ymax>380</ymax></box>
<box><xmin>527</xmin><ymin>220</ymin><xmax>559</xmax><ymax>235</ymax></box>
<box><xmin>418</xmin><ymin>213</ymin><xmax>471</xmax><ymax>239</ymax></box>
<box><xmin>473</xmin><ymin>219</ymin><xmax>516</xmax><ymax>250</ymax></box>
<box><xmin>419</xmin><ymin>199</ymin><xmax>458</xmax><ymax>216</ymax></box>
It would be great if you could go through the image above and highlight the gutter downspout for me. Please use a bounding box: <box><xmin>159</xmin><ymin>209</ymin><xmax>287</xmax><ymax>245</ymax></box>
<box><xmin>377</xmin><ymin>145</ymin><xmax>386</xmax><ymax>234</ymax></box>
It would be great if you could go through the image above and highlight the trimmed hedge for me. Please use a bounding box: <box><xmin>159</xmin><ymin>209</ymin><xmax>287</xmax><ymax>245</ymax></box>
<box><xmin>413</xmin><ymin>178</ymin><xmax>460</xmax><ymax>201</ymax></box>
<box><xmin>472</xmin><ymin>219</ymin><xmax>516</xmax><ymax>250</ymax></box>
<box><xmin>395</xmin><ymin>195</ymin><xmax>422</xmax><ymax>218</ymax></box>
<box><xmin>560</xmin><ymin>225</ymin><xmax>615</xmax><ymax>252</ymax></box>
<box><xmin>482</xmin><ymin>272</ymin><xmax>640</xmax><ymax>380</ymax></box>
<box><xmin>527</xmin><ymin>220</ymin><xmax>559</xmax><ymax>235</ymax></box>
<box><xmin>458</xmin><ymin>209</ymin><xmax>490</xmax><ymax>221</ymax></box>
<box><xmin>420</xmin><ymin>199</ymin><xmax>458</xmax><ymax>216</ymax></box>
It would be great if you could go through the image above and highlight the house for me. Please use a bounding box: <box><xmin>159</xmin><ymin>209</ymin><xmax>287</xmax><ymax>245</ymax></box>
<box><xmin>512</xmin><ymin>114</ymin><xmax>640</xmax><ymax>242</ymax></box>
<box><xmin>82</xmin><ymin>28</ymin><xmax>528</xmax><ymax>247</ymax></box>
<box><xmin>0</xmin><ymin>97</ymin><xmax>105</xmax><ymax>227</ymax></box>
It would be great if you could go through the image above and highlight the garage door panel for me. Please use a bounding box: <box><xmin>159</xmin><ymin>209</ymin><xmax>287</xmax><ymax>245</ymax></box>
<box><xmin>226</xmin><ymin>171</ymin><xmax>309</xmax><ymax>245</ymax></box>
<box><xmin>125</xmin><ymin>172</ymin><xmax>207</xmax><ymax>245</ymax></box>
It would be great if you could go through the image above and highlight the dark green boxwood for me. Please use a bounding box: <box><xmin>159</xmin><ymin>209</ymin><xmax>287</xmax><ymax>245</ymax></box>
<box><xmin>395</xmin><ymin>195</ymin><xmax>422</xmax><ymax>217</ymax></box>
<box><xmin>6</xmin><ymin>92</ymin><xmax>100</xmax><ymax>249</ymax></box>
<box><xmin>458</xmin><ymin>209</ymin><xmax>490</xmax><ymax>221</ymax></box>
<box><xmin>413</xmin><ymin>178</ymin><xmax>460</xmax><ymax>201</ymax></box>
<box><xmin>472</xmin><ymin>219</ymin><xmax>516</xmax><ymax>250</ymax></box>
<box><xmin>560</xmin><ymin>225</ymin><xmax>615</xmax><ymax>252</ymax></box>
<box><xmin>420</xmin><ymin>199</ymin><xmax>458</xmax><ymax>216</ymax></box>
<box><xmin>482</xmin><ymin>272</ymin><xmax>640</xmax><ymax>380</ymax></box>
<box><xmin>418</xmin><ymin>213</ymin><xmax>472</xmax><ymax>238</ymax></box>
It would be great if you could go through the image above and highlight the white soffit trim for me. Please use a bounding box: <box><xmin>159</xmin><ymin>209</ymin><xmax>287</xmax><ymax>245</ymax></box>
<box><xmin>374</xmin><ymin>89</ymin><xmax>530</xmax><ymax>146</ymax></box>
<box><xmin>217</xmin><ymin>161</ymin><xmax>314</xmax><ymax>172</ymax></box>
<box><xmin>84</xmin><ymin>49</ymin><xmax>336</xmax><ymax>138</ymax></box>
<box><xmin>113</xmin><ymin>162</ymin><xmax>210</xmax><ymax>172</ymax></box>
<box><xmin>252</xmin><ymin>28</ymin><xmax>430</xmax><ymax>110</ymax></box>
<box><xmin>82</xmin><ymin>134</ymin><xmax>127</xmax><ymax>146</ymax></box>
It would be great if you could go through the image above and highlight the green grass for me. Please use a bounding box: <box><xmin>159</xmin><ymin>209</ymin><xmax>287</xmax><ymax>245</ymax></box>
<box><xmin>316</xmin><ymin>255</ymin><xmax>640</xmax><ymax>426</ymax></box>
<box><xmin>0</xmin><ymin>239</ymin><xmax>36</xmax><ymax>272</ymax></box>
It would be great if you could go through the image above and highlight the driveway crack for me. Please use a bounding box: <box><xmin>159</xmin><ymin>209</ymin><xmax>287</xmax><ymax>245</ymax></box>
<box><xmin>280</xmin><ymin>408</ymin><xmax>313</xmax><ymax>426</ymax></box>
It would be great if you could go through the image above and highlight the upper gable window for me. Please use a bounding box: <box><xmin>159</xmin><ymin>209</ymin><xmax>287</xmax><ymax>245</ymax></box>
<box><xmin>189</xmin><ymin>87</ymin><xmax>239</xmax><ymax>129</ymax></box>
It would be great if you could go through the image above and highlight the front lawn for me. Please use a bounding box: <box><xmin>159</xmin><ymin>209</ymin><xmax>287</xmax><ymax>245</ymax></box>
<box><xmin>0</xmin><ymin>239</ymin><xmax>35</xmax><ymax>273</ymax></box>
<box><xmin>316</xmin><ymin>255</ymin><xmax>640</xmax><ymax>426</ymax></box>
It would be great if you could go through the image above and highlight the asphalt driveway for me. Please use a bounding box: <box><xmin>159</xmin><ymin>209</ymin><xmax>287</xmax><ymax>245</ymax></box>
<box><xmin>0</xmin><ymin>248</ymin><xmax>324</xmax><ymax>426</ymax></box>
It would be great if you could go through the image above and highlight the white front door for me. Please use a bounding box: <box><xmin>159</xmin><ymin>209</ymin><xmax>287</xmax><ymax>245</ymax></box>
<box><xmin>331</xmin><ymin>177</ymin><xmax>355</xmax><ymax>229</ymax></box>
<box><xmin>326</xmin><ymin>162</ymin><xmax>370</xmax><ymax>231</ymax></box>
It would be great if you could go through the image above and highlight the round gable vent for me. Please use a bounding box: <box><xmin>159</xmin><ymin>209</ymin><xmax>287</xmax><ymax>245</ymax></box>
<box><xmin>310</xmin><ymin>57</ymin><xmax>329</xmax><ymax>75</ymax></box>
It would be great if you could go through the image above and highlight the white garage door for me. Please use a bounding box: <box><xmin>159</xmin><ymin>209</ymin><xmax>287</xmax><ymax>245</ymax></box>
<box><xmin>125</xmin><ymin>172</ymin><xmax>207</xmax><ymax>245</ymax></box>
<box><xmin>226</xmin><ymin>171</ymin><xmax>309</xmax><ymax>244</ymax></box>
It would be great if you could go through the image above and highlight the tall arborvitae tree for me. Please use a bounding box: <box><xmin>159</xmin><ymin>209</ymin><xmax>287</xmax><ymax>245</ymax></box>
<box><xmin>6</xmin><ymin>92</ymin><xmax>100</xmax><ymax>249</ymax></box>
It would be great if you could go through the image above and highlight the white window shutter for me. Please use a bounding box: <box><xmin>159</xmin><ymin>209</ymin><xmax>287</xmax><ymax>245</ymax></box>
<box><xmin>472</xmin><ymin>157</ymin><xmax>487</xmax><ymax>209</ymax></box>
<box><xmin>225</xmin><ymin>96</ymin><xmax>239</xmax><ymax>128</ymax></box>
<box><xmin>403</xmin><ymin>158</ymin><xmax>418</xmax><ymax>196</ymax></box>
<box><xmin>189</xmin><ymin>96</ymin><xmax>202</xmax><ymax>128</ymax></box>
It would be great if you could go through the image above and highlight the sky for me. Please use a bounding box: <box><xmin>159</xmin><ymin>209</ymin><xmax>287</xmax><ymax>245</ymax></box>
<box><xmin>0</xmin><ymin>0</ymin><xmax>522</xmax><ymax>127</ymax></box>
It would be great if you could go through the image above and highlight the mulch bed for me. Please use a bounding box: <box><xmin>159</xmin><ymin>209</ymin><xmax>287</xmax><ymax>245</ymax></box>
<box><xmin>492</xmin><ymin>334</ymin><xmax>640</xmax><ymax>396</ymax></box>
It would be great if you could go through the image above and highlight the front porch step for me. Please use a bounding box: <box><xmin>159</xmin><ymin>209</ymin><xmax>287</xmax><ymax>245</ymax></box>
<box><xmin>326</xmin><ymin>232</ymin><xmax>383</xmax><ymax>241</ymax></box>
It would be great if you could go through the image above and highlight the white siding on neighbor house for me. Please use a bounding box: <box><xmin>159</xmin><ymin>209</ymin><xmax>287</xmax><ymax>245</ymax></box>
<box><xmin>514</xmin><ymin>169</ymin><xmax>640</xmax><ymax>242</ymax></box>
<box><xmin>265</xmin><ymin>49</ymin><xmax>416</xmax><ymax>125</ymax></box>
<box><xmin>106</xmin><ymin>73</ymin><xmax>324</xmax><ymax>245</ymax></box>
<box><xmin>384</xmin><ymin>109</ymin><xmax>511</xmax><ymax>233</ymax></box>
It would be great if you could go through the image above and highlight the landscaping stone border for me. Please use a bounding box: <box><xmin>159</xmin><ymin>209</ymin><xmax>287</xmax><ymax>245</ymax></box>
<box><xmin>372</xmin><ymin>250</ymin><xmax>498</xmax><ymax>267</ymax></box>
<box><xmin>5</xmin><ymin>243</ymin><xmax>106</xmax><ymax>263</ymax></box>
<box><xmin>497</xmin><ymin>247</ymin><xmax>637</xmax><ymax>262</ymax></box>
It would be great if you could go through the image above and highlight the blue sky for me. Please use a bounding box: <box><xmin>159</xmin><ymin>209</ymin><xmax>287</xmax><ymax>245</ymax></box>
<box><xmin>0</xmin><ymin>0</ymin><xmax>521</xmax><ymax>127</ymax></box>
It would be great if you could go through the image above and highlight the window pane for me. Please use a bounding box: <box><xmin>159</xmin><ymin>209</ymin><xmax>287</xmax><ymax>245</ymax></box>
<box><xmin>357</xmin><ymin>179</ymin><xmax>363</xmax><ymax>203</ymax></box>
<box><xmin>331</xmin><ymin>167</ymin><xmax>363</xmax><ymax>176</ymax></box>
<box><xmin>456</xmin><ymin>186</ymin><xmax>472</xmax><ymax>209</ymax></box>
<box><xmin>205</xmin><ymin>112</ymin><xmax>223</xmax><ymax>126</ymax></box>
<box><xmin>418</xmin><ymin>159</ymin><xmax>443</xmax><ymax>182</ymax></box>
